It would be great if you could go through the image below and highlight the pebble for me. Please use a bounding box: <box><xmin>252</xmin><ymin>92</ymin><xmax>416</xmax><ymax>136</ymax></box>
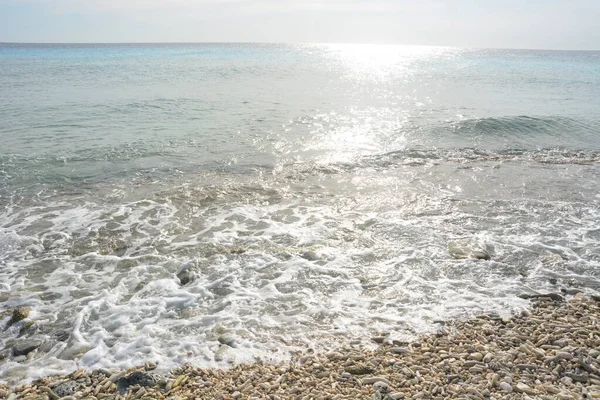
<box><xmin>6</xmin><ymin>306</ymin><xmax>32</xmax><ymax>327</ymax></box>
<box><xmin>561</xmin><ymin>376</ymin><xmax>574</xmax><ymax>386</ymax></box>
<box><xmin>117</xmin><ymin>371</ymin><xmax>156</xmax><ymax>393</ymax></box>
<box><xmin>516</xmin><ymin>382</ymin><xmax>536</xmax><ymax>395</ymax></box>
<box><xmin>556</xmin><ymin>351</ymin><xmax>574</xmax><ymax>360</ymax></box>
<box><xmin>373</xmin><ymin>381</ymin><xmax>390</xmax><ymax>393</ymax></box>
<box><xmin>52</xmin><ymin>380</ymin><xmax>80</xmax><ymax>397</ymax></box>
<box><xmin>391</xmin><ymin>347</ymin><xmax>407</xmax><ymax>354</ymax></box>
<box><xmin>499</xmin><ymin>382</ymin><xmax>513</xmax><ymax>392</ymax></box>
<box><xmin>388</xmin><ymin>393</ymin><xmax>406</xmax><ymax>399</ymax></box>
<box><xmin>12</xmin><ymin>339</ymin><xmax>42</xmax><ymax>356</ymax></box>
<box><xmin>218</xmin><ymin>334</ymin><xmax>237</xmax><ymax>348</ymax></box>
<box><xmin>362</xmin><ymin>376</ymin><xmax>390</xmax><ymax>385</ymax></box>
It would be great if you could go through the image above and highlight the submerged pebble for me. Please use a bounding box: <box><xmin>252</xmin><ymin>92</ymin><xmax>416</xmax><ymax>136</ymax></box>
<box><xmin>5</xmin><ymin>307</ymin><xmax>32</xmax><ymax>328</ymax></box>
<box><xmin>12</xmin><ymin>339</ymin><xmax>42</xmax><ymax>356</ymax></box>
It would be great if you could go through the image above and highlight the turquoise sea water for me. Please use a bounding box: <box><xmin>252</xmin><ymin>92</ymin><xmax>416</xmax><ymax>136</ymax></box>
<box><xmin>1</xmin><ymin>43</ymin><xmax>600</xmax><ymax>382</ymax></box>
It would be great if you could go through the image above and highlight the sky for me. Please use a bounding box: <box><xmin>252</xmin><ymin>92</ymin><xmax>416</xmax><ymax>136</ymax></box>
<box><xmin>0</xmin><ymin>0</ymin><xmax>599</xmax><ymax>50</ymax></box>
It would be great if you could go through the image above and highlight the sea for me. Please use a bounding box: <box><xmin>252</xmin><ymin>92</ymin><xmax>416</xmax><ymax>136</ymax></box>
<box><xmin>1</xmin><ymin>43</ymin><xmax>599</xmax><ymax>383</ymax></box>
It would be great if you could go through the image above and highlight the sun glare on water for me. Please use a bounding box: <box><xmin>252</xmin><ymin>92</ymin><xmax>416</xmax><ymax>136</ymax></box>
<box><xmin>321</xmin><ymin>43</ymin><xmax>454</xmax><ymax>79</ymax></box>
<box><xmin>295</xmin><ymin>44</ymin><xmax>457</xmax><ymax>164</ymax></box>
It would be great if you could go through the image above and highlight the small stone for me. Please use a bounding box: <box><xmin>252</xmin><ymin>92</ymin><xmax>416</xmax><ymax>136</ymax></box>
<box><xmin>545</xmin><ymin>385</ymin><xmax>562</xmax><ymax>394</ymax></box>
<box><xmin>144</xmin><ymin>361</ymin><xmax>157</xmax><ymax>371</ymax></box>
<box><xmin>362</xmin><ymin>376</ymin><xmax>391</xmax><ymax>385</ymax></box>
<box><xmin>217</xmin><ymin>334</ymin><xmax>236</xmax><ymax>347</ymax></box>
<box><xmin>373</xmin><ymin>381</ymin><xmax>390</xmax><ymax>393</ymax></box>
<box><xmin>515</xmin><ymin>382</ymin><xmax>536</xmax><ymax>395</ymax></box>
<box><xmin>215</xmin><ymin>344</ymin><xmax>228</xmax><ymax>361</ymax></box>
<box><xmin>6</xmin><ymin>306</ymin><xmax>32</xmax><ymax>327</ymax></box>
<box><xmin>467</xmin><ymin>387</ymin><xmax>484</xmax><ymax>398</ymax></box>
<box><xmin>345</xmin><ymin>365</ymin><xmax>375</xmax><ymax>375</ymax></box>
<box><xmin>117</xmin><ymin>371</ymin><xmax>157</xmax><ymax>392</ymax></box>
<box><xmin>19</xmin><ymin>320</ymin><xmax>36</xmax><ymax>335</ymax></box>
<box><xmin>391</xmin><ymin>347</ymin><xmax>407</xmax><ymax>355</ymax></box>
<box><xmin>499</xmin><ymin>382</ymin><xmax>513</xmax><ymax>392</ymax></box>
<box><xmin>553</xmin><ymin>338</ymin><xmax>569</xmax><ymax>347</ymax></box>
<box><xmin>464</xmin><ymin>361</ymin><xmax>485</xmax><ymax>367</ymax></box>
<box><xmin>300</xmin><ymin>251</ymin><xmax>319</xmax><ymax>261</ymax></box>
<box><xmin>40</xmin><ymin>386</ymin><xmax>60</xmax><ymax>400</ymax></box>
<box><xmin>53</xmin><ymin>381</ymin><xmax>80</xmax><ymax>398</ymax></box>
<box><xmin>448</xmin><ymin>240</ymin><xmax>491</xmax><ymax>260</ymax></box>
<box><xmin>326</xmin><ymin>351</ymin><xmax>344</xmax><ymax>360</ymax></box>
<box><xmin>491</xmin><ymin>373</ymin><xmax>500</xmax><ymax>386</ymax></box>
<box><xmin>388</xmin><ymin>393</ymin><xmax>406</xmax><ymax>399</ymax></box>
<box><xmin>555</xmin><ymin>352</ymin><xmax>573</xmax><ymax>360</ymax></box>
<box><xmin>13</xmin><ymin>339</ymin><xmax>42</xmax><ymax>356</ymax></box>
<box><xmin>469</xmin><ymin>352</ymin><xmax>484</xmax><ymax>361</ymax></box>
<box><xmin>518</xmin><ymin>293</ymin><xmax>565</xmax><ymax>302</ymax></box>
<box><xmin>52</xmin><ymin>330</ymin><xmax>70</xmax><ymax>342</ymax></box>
<box><xmin>177</xmin><ymin>268</ymin><xmax>197</xmax><ymax>286</ymax></box>
<box><xmin>565</xmin><ymin>373</ymin><xmax>588</xmax><ymax>383</ymax></box>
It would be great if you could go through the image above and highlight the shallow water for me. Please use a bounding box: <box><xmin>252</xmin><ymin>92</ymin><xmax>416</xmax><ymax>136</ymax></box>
<box><xmin>1</xmin><ymin>43</ymin><xmax>599</xmax><ymax>383</ymax></box>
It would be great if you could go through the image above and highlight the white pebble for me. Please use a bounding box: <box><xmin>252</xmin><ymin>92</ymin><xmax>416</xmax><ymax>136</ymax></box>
<box><xmin>499</xmin><ymin>382</ymin><xmax>513</xmax><ymax>392</ymax></box>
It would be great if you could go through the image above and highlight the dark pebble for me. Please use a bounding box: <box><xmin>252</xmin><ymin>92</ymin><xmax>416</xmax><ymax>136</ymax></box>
<box><xmin>52</xmin><ymin>330</ymin><xmax>70</xmax><ymax>342</ymax></box>
<box><xmin>53</xmin><ymin>380</ymin><xmax>80</xmax><ymax>397</ymax></box>
<box><xmin>565</xmin><ymin>373</ymin><xmax>589</xmax><ymax>383</ymax></box>
<box><xmin>518</xmin><ymin>293</ymin><xmax>564</xmax><ymax>302</ymax></box>
<box><xmin>117</xmin><ymin>371</ymin><xmax>157</xmax><ymax>392</ymax></box>
<box><xmin>13</xmin><ymin>339</ymin><xmax>42</xmax><ymax>356</ymax></box>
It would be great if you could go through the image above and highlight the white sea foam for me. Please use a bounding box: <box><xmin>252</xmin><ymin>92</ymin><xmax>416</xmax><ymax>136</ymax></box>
<box><xmin>1</xmin><ymin>158</ymin><xmax>600</xmax><ymax>383</ymax></box>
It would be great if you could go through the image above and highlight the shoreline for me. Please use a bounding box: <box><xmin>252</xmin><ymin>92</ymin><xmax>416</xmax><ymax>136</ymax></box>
<box><xmin>1</xmin><ymin>294</ymin><xmax>599</xmax><ymax>399</ymax></box>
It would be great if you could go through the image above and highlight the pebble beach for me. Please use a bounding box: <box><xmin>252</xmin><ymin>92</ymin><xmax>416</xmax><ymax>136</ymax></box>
<box><xmin>3</xmin><ymin>43</ymin><xmax>600</xmax><ymax>398</ymax></box>
<box><xmin>1</xmin><ymin>294</ymin><xmax>599</xmax><ymax>400</ymax></box>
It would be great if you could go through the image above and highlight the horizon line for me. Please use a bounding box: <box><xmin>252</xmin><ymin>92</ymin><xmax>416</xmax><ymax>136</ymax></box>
<box><xmin>1</xmin><ymin>41</ymin><xmax>599</xmax><ymax>52</ymax></box>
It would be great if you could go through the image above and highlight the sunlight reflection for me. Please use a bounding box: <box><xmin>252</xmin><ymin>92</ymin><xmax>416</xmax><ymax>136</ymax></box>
<box><xmin>321</xmin><ymin>43</ymin><xmax>454</xmax><ymax>79</ymax></box>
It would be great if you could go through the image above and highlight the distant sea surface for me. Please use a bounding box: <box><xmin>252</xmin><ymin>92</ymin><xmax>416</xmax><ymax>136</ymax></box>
<box><xmin>1</xmin><ymin>43</ymin><xmax>599</xmax><ymax>383</ymax></box>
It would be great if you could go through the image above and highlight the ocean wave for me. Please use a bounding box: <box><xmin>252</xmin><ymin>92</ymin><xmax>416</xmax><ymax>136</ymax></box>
<box><xmin>427</xmin><ymin>115</ymin><xmax>600</xmax><ymax>150</ymax></box>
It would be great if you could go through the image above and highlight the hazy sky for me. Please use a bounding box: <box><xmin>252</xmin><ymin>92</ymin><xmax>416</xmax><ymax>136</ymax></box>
<box><xmin>1</xmin><ymin>0</ymin><xmax>599</xmax><ymax>49</ymax></box>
